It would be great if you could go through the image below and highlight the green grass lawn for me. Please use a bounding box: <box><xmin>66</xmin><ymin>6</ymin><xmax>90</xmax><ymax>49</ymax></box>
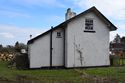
<box><xmin>82</xmin><ymin>67</ymin><xmax>125</xmax><ymax>81</ymax></box>
<box><xmin>0</xmin><ymin>61</ymin><xmax>125</xmax><ymax>82</ymax></box>
<box><xmin>0</xmin><ymin>61</ymin><xmax>81</xmax><ymax>81</ymax></box>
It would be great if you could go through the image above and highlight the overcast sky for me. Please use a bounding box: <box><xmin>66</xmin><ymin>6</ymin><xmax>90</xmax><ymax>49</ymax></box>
<box><xmin>0</xmin><ymin>0</ymin><xmax>125</xmax><ymax>46</ymax></box>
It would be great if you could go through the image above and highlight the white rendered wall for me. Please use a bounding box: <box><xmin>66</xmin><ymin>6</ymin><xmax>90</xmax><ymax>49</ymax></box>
<box><xmin>52</xmin><ymin>28</ymin><xmax>64</xmax><ymax>66</ymax></box>
<box><xmin>29</xmin><ymin>34</ymin><xmax>50</xmax><ymax>68</ymax></box>
<box><xmin>65</xmin><ymin>12</ymin><xmax>110</xmax><ymax>68</ymax></box>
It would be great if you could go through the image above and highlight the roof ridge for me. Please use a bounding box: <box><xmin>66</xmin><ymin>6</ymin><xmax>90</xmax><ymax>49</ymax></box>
<box><xmin>27</xmin><ymin>6</ymin><xmax>117</xmax><ymax>44</ymax></box>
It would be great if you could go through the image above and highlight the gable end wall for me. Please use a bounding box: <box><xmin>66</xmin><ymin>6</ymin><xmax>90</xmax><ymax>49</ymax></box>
<box><xmin>65</xmin><ymin>12</ymin><xmax>110</xmax><ymax>67</ymax></box>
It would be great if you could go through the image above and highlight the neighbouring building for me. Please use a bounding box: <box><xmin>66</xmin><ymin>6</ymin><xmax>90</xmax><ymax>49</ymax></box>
<box><xmin>27</xmin><ymin>6</ymin><xmax>117</xmax><ymax>68</ymax></box>
<box><xmin>110</xmin><ymin>34</ymin><xmax>125</xmax><ymax>56</ymax></box>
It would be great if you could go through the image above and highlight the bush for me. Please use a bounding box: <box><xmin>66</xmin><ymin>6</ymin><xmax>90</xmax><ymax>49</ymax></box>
<box><xmin>15</xmin><ymin>53</ymin><xmax>29</xmax><ymax>69</ymax></box>
<box><xmin>110</xmin><ymin>55</ymin><xmax>125</xmax><ymax>66</ymax></box>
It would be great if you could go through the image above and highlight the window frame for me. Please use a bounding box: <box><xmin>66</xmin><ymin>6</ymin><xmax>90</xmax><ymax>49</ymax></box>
<box><xmin>84</xmin><ymin>18</ymin><xmax>95</xmax><ymax>33</ymax></box>
<box><xmin>56</xmin><ymin>32</ymin><xmax>62</xmax><ymax>38</ymax></box>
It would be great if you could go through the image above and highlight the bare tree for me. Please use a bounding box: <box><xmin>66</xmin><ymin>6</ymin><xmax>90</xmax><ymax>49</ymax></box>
<box><xmin>74</xmin><ymin>41</ymin><xmax>84</xmax><ymax>66</ymax></box>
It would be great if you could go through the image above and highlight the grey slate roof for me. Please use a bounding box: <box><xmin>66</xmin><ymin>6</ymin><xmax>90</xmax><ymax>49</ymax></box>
<box><xmin>28</xmin><ymin>6</ymin><xmax>117</xmax><ymax>44</ymax></box>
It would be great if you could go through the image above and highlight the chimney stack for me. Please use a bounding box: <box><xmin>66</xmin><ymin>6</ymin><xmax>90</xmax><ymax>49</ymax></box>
<box><xmin>65</xmin><ymin>8</ymin><xmax>76</xmax><ymax>20</ymax></box>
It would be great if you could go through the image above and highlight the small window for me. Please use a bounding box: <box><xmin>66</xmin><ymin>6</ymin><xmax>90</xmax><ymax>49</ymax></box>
<box><xmin>84</xmin><ymin>18</ymin><xmax>95</xmax><ymax>33</ymax></box>
<box><xmin>85</xmin><ymin>19</ymin><xmax>93</xmax><ymax>30</ymax></box>
<box><xmin>57</xmin><ymin>32</ymin><xmax>62</xmax><ymax>38</ymax></box>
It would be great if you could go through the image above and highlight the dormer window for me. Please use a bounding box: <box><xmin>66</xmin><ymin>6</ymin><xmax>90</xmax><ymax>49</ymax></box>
<box><xmin>84</xmin><ymin>18</ymin><xmax>95</xmax><ymax>33</ymax></box>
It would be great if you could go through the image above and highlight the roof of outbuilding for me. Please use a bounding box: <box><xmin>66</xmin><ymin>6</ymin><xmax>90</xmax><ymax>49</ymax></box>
<box><xmin>27</xmin><ymin>6</ymin><xmax>117</xmax><ymax>44</ymax></box>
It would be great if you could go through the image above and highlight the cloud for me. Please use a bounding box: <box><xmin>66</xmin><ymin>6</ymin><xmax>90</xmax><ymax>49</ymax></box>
<box><xmin>73</xmin><ymin>0</ymin><xmax>125</xmax><ymax>41</ymax></box>
<box><xmin>0</xmin><ymin>10</ymin><xmax>31</xmax><ymax>18</ymax></box>
<box><xmin>110</xmin><ymin>23</ymin><xmax>125</xmax><ymax>41</ymax></box>
<box><xmin>0</xmin><ymin>32</ymin><xmax>15</xmax><ymax>39</ymax></box>
<box><xmin>0</xmin><ymin>24</ymin><xmax>49</xmax><ymax>46</ymax></box>
<box><xmin>74</xmin><ymin>0</ymin><xmax>125</xmax><ymax>20</ymax></box>
<box><xmin>11</xmin><ymin>0</ymin><xmax>66</xmax><ymax>8</ymax></box>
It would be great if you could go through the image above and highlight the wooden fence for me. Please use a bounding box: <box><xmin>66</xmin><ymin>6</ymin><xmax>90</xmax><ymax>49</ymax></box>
<box><xmin>110</xmin><ymin>55</ymin><xmax>125</xmax><ymax>66</ymax></box>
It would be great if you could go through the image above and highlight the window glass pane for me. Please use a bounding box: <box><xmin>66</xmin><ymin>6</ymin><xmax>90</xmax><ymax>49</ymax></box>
<box><xmin>57</xmin><ymin>32</ymin><xmax>61</xmax><ymax>38</ymax></box>
<box><xmin>85</xmin><ymin>19</ymin><xmax>93</xmax><ymax>30</ymax></box>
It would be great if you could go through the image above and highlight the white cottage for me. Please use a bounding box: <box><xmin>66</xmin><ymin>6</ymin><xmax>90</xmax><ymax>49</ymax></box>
<box><xmin>27</xmin><ymin>6</ymin><xmax>117</xmax><ymax>68</ymax></box>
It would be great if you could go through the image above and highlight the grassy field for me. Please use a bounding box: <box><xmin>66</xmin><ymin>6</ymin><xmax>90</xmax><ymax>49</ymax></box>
<box><xmin>81</xmin><ymin>67</ymin><xmax>125</xmax><ymax>82</ymax></box>
<box><xmin>0</xmin><ymin>61</ymin><xmax>125</xmax><ymax>82</ymax></box>
<box><xmin>0</xmin><ymin>61</ymin><xmax>81</xmax><ymax>81</ymax></box>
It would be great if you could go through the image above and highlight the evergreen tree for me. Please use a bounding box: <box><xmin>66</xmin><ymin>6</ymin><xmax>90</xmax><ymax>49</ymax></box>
<box><xmin>113</xmin><ymin>34</ymin><xmax>121</xmax><ymax>43</ymax></box>
<box><xmin>121</xmin><ymin>36</ymin><xmax>125</xmax><ymax>43</ymax></box>
<box><xmin>0</xmin><ymin>44</ymin><xmax>3</xmax><ymax>48</ymax></box>
<box><xmin>15</xmin><ymin>41</ymin><xmax>20</xmax><ymax>52</ymax></box>
<box><xmin>15</xmin><ymin>41</ymin><xmax>27</xmax><ymax>52</ymax></box>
